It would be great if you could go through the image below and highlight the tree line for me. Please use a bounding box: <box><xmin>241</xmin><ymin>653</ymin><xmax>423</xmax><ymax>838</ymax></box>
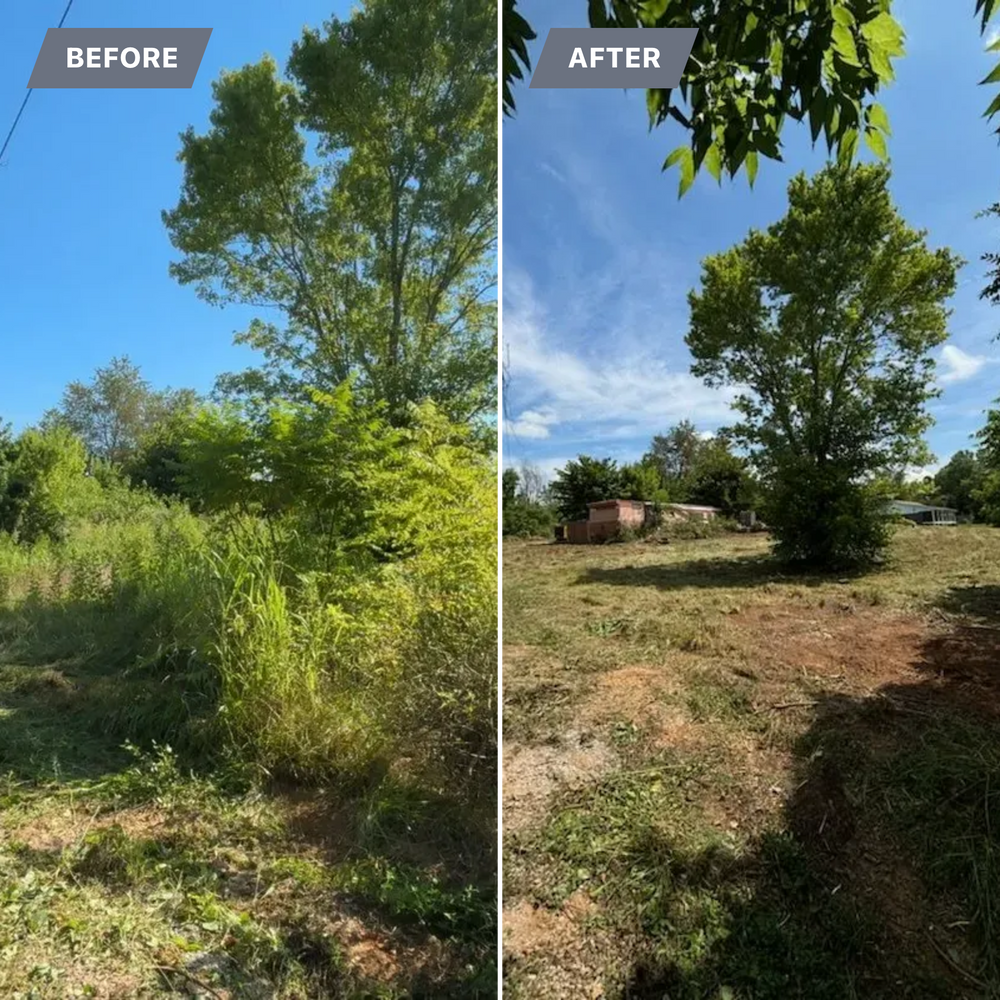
<box><xmin>505</xmin><ymin>162</ymin><xmax>1000</xmax><ymax>567</ymax></box>
<box><xmin>503</xmin><ymin>420</ymin><xmax>758</xmax><ymax>536</ymax></box>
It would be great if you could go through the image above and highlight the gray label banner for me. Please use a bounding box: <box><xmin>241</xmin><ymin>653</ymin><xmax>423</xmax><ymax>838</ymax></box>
<box><xmin>529</xmin><ymin>28</ymin><xmax>698</xmax><ymax>90</ymax></box>
<box><xmin>27</xmin><ymin>28</ymin><xmax>212</xmax><ymax>89</ymax></box>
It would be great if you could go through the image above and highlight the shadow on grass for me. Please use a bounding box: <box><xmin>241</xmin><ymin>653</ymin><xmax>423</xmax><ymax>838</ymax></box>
<box><xmin>0</xmin><ymin>642</ymin><xmax>220</xmax><ymax>786</ymax></box>
<box><xmin>574</xmin><ymin>553</ymin><xmax>861</xmax><ymax>593</ymax></box>
<box><xmin>595</xmin><ymin>593</ymin><xmax>1000</xmax><ymax>998</ymax></box>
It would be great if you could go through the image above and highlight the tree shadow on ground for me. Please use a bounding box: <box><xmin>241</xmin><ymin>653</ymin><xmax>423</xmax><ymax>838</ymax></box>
<box><xmin>0</xmin><ymin>650</ymin><xmax>219</xmax><ymax>785</ymax></box>
<box><xmin>575</xmin><ymin>553</ymin><xmax>859</xmax><ymax>593</ymax></box>
<box><xmin>615</xmin><ymin>589</ymin><xmax>1000</xmax><ymax>999</ymax></box>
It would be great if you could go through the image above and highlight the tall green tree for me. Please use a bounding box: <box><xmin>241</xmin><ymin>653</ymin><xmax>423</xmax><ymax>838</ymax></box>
<box><xmin>974</xmin><ymin>409</ymin><xmax>1000</xmax><ymax>523</ymax></box>
<box><xmin>42</xmin><ymin>356</ymin><xmax>150</xmax><ymax>465</ymax></box>
<box><xmin>549</xmin><ymin>456</ymin><xmax>624</xmax><ymax>521</ymax></box>
<box><xmin>502</xmin><ymin>467</ymin><xmax>520</xmax><ymax>507</ymax></box>
<box><xmin>643</xmin><ymin>420</ymin><xmax>705</xmax><ymax>490</ymax></box>
<box><xmin>124</xmin><ymin>390</ymin><xmax>202</xmax><ymax>500</ymax></box>
<box><xmin>687</xmin><ymin>164</ymin><xmax>960</xmax><ymax>569</ymax></box>
<box><xmin>0</xmin><ymin>426</ymin><xmax>101</xmax><ymax>543</ymax></box>
<box><xmin>165</xmin><ymin>0</ymin><xmax>497</xmax><ymax>425</ymax></box>
<box><xmin>687</xmin><ymin>439</ymin><xmax>758</xmax><ymax>514</ymax></box>
<box><xmin>505</xmin><ymin>2</ymin><xmax>1000</xmax><ymax>195</ymax></box>
<box><xmin>620</xmin><ymin>459</ymin><xmax>662</xmax><ymax>502</ymax></box>
<box><xmin>502</xmin><ymin>466</ymin><xmax>555</xmax><ymax>536</ymax></box>
<box><xmin>41</xmin><ymin>356</ymin><xmax>197</xmax><ymax>467</ymax></box>
<box><xmin>0</xmin><ymin>423</ymin><xmax>17</xmax><ymax>524</ymax></box>
<box><xmin>933</xmin><ymin>449</ymin><xmax>983</xmax><ymax>516</ymax></box>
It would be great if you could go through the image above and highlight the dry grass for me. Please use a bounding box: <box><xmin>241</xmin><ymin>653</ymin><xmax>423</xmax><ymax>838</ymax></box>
<box><xmin>503</xmin><ymin>526</ymin><xmax>1000</xmax><ymax>999</ymax></box>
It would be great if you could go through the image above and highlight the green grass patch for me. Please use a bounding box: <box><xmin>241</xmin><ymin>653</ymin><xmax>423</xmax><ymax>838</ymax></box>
<box><xmin>531</xmin><ymin>765</ymin><xmax>947</xmax><ymax>999</ymax></box>
<box><xmin>684</xmin><ymin>673</ymin><xmax>756</xmax><ymax>723</ymax></box>
<box><xmin>332</xmin><ymin>858</ymin><xmax>495</xmax><ymax>943</ymax></box>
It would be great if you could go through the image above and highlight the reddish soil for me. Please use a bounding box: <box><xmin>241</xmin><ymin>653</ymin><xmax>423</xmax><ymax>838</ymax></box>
<box><xmin>731</xmin><ymin>602</ymin><xmax>928</xmax><ymax>691</ymax></box>
<box><xmin>733</xmin><ymin>601</ymin><xmax>1000</xmax><ymax>716</ymax></box>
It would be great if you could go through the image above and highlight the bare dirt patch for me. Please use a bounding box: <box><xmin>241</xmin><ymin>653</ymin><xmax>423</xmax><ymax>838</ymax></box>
<box><xmin>578</xmin><ymin>665</ymin><xmax>682</xmax><ymax>728</ymax></box>
<box><xmin>503</xmin><ymin>731</ymin><xmax>615</xmax><ymax>836</ymax></box>
<box><xmin>917</xmin><ymin>619</ymin><xmax>1000</xmax><ymax>716</ymax></box>
<box><xmin>730</xmin><ymin>603</ymin><xmax>928</xmax><ymax>692</ymax></box>
<box><xmin>10</xmin><ymin>804</ymin><xmax>173</xmax><ymax>853</ymax></box>
<box><xmin>270</xmin><ymin>786</ymin><xmax>358</xmax><ymax>859</ymax></box>
<box><xmin>503</xmin><ymin>891</ymin><xmax>613</xmax><ymax>1000</ymax></box>
<box><xmin>578</xmin><ymin>663</ymin><xmax>721</xmax><ymax>755</ymax></box>
<box><xmin>729</xmin><ymin>600</ymin><xmax>1000</xmax><ymax>719</ymax></box>
<box><xmin>325</xmin><ymin>913</ymin><xmax>449</xmax><ymax>983</ymax></box>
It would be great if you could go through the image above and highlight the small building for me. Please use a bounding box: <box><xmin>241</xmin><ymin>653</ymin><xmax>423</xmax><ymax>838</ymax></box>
<box><xmin>555</xmin><ymin>499</ymin><xmax>651</xmax><ymax>544</ymax></box>
<box><xmin>886</xmin><ymin>499</ymin><xmax>957</xmax><ymax>525</ymax></box>
<box><xmin>664</xmin><ymin>503</ymin><xmax>721</xmax><ymax>522</ymax></box>
<box><xmin>586</xmin><ymin>499</ymin><xmax>647</xmax><ymax>541</ymax></box>
<box><xmin>554</xmin><ymin>520</ymin><xmax>590</xmax><ymax>544</ymax></box>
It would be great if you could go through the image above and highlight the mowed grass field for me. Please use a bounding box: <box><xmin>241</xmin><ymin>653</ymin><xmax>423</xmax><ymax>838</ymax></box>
<box><xmin>503</xmin><ymin>526</ymin><xmax>1000</xmax><ymax>1000</ymax></box>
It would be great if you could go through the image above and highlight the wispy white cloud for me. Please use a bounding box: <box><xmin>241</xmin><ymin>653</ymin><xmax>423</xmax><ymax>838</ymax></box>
<box><xmin>538</xmin><ymin>162</ymin><xmax>566</xmax><ymax>184</ymax></box>
<box><xmin>504</xmin><ymin>407</ymin><xmax>559</xmax><ymax>440</ymax></box>
<box><xmin>503</xmin><ymin>144</ymin><xmax>737</xmax><ymax>460</ymax></box>
<box><xmin>503</xmin><ymin>267</ymin><xmax>737</xmax><ymax>450</ymax></box>
<box><xmin>938</xmin><ymin>343</ymin><xmax>991</xmax><ymax>384</ymax></box>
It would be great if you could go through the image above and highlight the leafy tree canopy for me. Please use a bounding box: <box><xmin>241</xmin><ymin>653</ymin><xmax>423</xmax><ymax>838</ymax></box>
<box><xmin>643</xmin><ymin>420</ymin><xmax>705</xmax><ymax>485</ymax></box>
<box><xmin>502</xmin><ymin>465</ymin><xmax>556</xmax><ymax>536</ymax></box>
<box><xmin>549</xmin><ymin>456</ymin><xmax>624</xmax><ymax>521</ymax></box>
<box><xmin>933</xmin><ymin>449</ymin><xmax>984</xmax><ymax>516</ymax></box>
<box><xmin>504</xmin><ymin>1</ymin><xmax>1000</xmax><ymax>196</ymax></box>
<box><xmin>41</xmin><ymin>356</ymin><xmax>198</xmax><ymax>467</ymax></box>
<box><xmin>165</xmin><ymin>0</ymin><xmax>497</xmax><ymax>426</ymax></box>
<box><xmin>687</xmin><ymin>163</ymin><xmax>960</xmax><ymax>568</ymax></box>
<box><xmin>686</xmin><ymin>439</ymin><xmax>758</xmax><ymax>514</ymax></box>
<box><xmin>0</xmin><ymin>426</ymin><xmax>101</xmax><ymax>544</ymax></box>
<box><xmin>620</xmin><ymin>459</ymin><xmax>662</xmax><ymax>503</ymax></box>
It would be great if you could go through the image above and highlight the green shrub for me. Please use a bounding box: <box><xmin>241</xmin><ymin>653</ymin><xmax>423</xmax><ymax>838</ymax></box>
<box><xmin>0</xmin><ymin>394</ymin><xmax>496</xmax><ymax>809</ymax></box>
<box><xmin>765</xmin><ymin>466</ymin><xmax>891</xmax><ymax>570</ymax></box>
<box><xmin>502</xmin><ymin>497</ymin><xmax>554</xmax><ymax>537</ymax></box>
<box><xmin>653</xmin><ymin>515</ymin><xmax>737</xmax><ymax>542</ymax></box>
<box><xmin>0</xmin><ymin>427</ymin><xmax>103</xmax><ymax>543</ymax></box>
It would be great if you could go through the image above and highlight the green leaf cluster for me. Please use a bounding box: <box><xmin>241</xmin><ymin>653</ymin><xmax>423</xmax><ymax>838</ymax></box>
<box><xmin>506</xmin><ymin>2</ymin><xmax>1000</xmax><ymax>195</ymax></box>
<box><xmin>165</xmin><ymin>0</ymin><xmax>497</xmax><ymax>425</ymax></box>
<box><xmin>687</xmin><ymin>164</ymin><xmax>961</xmax><ymax>568</ymax></box>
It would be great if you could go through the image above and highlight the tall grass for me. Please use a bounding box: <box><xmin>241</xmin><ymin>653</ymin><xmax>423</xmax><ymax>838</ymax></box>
<box><xmin>0</xmin><ymin>468</ymin><xmax>497</xmax><ymax>807</ymax></box>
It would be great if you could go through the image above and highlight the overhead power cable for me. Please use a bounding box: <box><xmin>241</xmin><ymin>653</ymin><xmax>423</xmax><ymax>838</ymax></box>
<box><xmin>0</xmin><ymin>0</ymin><xmax>76</xmax><ymax>163</ymax></box>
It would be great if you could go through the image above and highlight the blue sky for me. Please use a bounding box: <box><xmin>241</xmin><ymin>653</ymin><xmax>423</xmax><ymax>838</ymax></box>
<box><xmin>0</xmin><ymin>0</ymin><xmax>347</xmax><ymax>430</ymax></box>
<box><xmin>502</xmin><ymin>0</ymin><xmax>1000</xmax><ymax>482</ymax></box>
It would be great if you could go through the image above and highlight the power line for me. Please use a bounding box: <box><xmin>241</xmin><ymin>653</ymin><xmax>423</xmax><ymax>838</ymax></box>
<box><xmin>500</xmin><ymin>344</ymin><xmax>520</xmax><ymax>465</ymax></box>
<box><xmin>0</xmin><ymin>93</ymin><xmax>34</xmax><ymax>163</ymax></box>
<box><xmin>0</xmin><ymin>0</ymin><xmax>76</xmax><ymax>164</ymax></box>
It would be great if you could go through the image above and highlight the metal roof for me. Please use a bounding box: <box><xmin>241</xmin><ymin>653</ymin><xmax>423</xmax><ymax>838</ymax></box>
<box><xmin>887</xmin><ymin>499</ymin><xmax>956</xmax><ymax>514</ymax></box>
